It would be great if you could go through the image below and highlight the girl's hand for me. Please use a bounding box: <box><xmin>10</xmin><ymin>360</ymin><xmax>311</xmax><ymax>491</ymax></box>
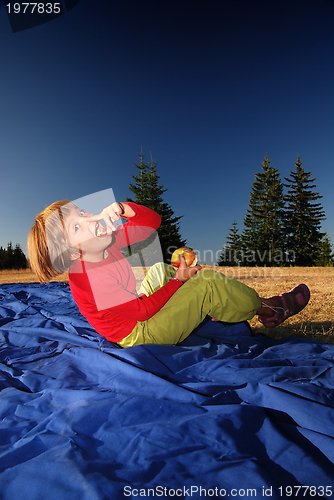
<box><xmin>175</xmin><ymin>255</ymin><xmax>202</xmax><ymax>283</ymax></box>
<box><xmin>83</xmin><ymin>202</ymin><xmax>125</xmax><ymax>233</ymax></box>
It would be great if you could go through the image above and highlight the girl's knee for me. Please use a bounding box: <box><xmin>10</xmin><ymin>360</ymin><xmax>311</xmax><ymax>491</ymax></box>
<box><xmin>149</xmin><ymin>262</ymin><xmax>173</xmax><ymax>272</ymax></box>
<box><xmin>196</xmin><ymin>269</ymin><xmax>229</xmax><ymax>282</ymax></box>
<box><xmin>148</xmin><ymin>262</ymin><xmax>175</xmax><ymax>278</ymax></box>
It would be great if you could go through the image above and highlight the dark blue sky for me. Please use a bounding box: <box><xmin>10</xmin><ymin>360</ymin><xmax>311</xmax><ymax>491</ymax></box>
<box><xmin>1</xmin><ymin>0</ymin><xmax>334</xmax><ymax>265</ymax></box>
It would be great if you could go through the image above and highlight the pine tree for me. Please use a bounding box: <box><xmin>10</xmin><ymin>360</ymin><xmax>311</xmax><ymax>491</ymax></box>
<box><xmin>284</xmin><ymin>157</ymin><xmax>326</xmax><ymax>266</ymax></box>
<box><xmin>242</xmin><ymin>155</ymin><xmax>286</xmax><ymax>266</ymax></box>
<box><xmin>316</xmin><ymin>233</ymin><xmax>334</xmax><ymax>266</ymax></box>
<box><xmin>217</xmin><ymin>221</ymin><xmax>243</xmax><ymax>266</ymax></box>
<box><xmin>3</xmin><ymin>242</ymin><xmax>15</xmax><ymax>269</ymax></box>
<box><xmin>0</xmin><ymin>243</ymin><xmax>27</xmax><ymax>270</ymax></box>
<box><xmin>13</xmin><ymin>244</ymin><xmax>28</xmax><ymax>269</ymax></box>
<box><xmin>0</xmin><ymin>246</ymin><xmax>5</xmax><ymax>270</ymax></box>
<box><xmin>127</xmin><ymin>152</ymin><xmax>186</xmax><ymax>262</ymax></box>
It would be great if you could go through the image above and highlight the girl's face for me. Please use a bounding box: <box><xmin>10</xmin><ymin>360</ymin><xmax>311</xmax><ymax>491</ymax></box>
<box><xmin>65</xmin><ymin>207</ymin><xmax>112</xmax><ymax>262</ymax></box>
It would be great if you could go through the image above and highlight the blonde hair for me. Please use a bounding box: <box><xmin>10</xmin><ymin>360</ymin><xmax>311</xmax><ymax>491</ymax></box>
<box><xmin>28</xmin><ymin>200</ymin><xmax>78</xmax><ymax>283</ymax></box>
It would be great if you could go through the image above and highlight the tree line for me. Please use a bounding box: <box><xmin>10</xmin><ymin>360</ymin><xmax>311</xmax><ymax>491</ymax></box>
<box><xmin>127</xmin><ymin>152</ymin><xmax>333</xmax><ymax>267</ymax></box>
<box><xmin>1</xmin><ymin>153</ymin><xmax>332</xmax><ymax>270</ymax></box>
<box><xmin>217</xmin><ymin>156</ymin><xmax>334</xmax><ymax>267</ymax></box>
<box><xmin>0</xmin><ymin>243</ymin><xmax>28</xmax><ymax>270</ymax></box>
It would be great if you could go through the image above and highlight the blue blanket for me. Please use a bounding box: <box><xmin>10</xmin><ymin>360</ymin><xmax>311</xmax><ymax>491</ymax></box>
<box><xmin>0</xmin><ymin>283</ymin><xmax>333</xmax><ymax>499</ymax></box>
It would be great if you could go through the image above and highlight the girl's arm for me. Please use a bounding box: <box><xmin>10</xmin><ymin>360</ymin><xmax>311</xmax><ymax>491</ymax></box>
<box><xmin>88</xmin><ymin>272</ymin><xmax>183</xmax><ymax>321</ymax></box>
<box><xmin>114</xmin><ymin>202</ymin><xmax>161</xmax><ymax>250</ymax></box>
<box><xmin>84</xmin><ymin>201</ymin><xmax>161</xmax><ymax>249</ymax></box>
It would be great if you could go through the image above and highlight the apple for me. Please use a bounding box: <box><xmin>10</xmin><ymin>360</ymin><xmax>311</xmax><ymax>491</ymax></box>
<box><xmin>96</xmin><ymin>225</ymin><xmax>107</xmax><ymax>237</ymax></box>
<box><xmin>171</xmin><ymin>247</ymin><xmax>198</xmax><ymax>268</ymax></box>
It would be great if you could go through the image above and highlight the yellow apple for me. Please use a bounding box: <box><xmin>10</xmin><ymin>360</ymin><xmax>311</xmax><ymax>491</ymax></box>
<box><xmin>171</xmin><ymin>247</ymin><xmax>198</xmax><ymax>268</ymax></box>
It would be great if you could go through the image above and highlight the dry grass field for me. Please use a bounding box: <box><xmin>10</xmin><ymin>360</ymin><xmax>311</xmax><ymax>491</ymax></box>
<box><xmin>0</xmin><ymin>269</ymin><xmax>69</xmax><ymax>284</ymax></box>
<box><xmin>1</xmin><ymin>266</ymin><xmax>333</xmax><ymax>344</ymax></box>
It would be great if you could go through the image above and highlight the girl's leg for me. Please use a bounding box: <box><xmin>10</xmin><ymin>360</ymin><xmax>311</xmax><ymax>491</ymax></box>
<box><xmin>120</xmin><ymin>269</ymin><xmax>310</xmax><ymax>346</ymax></box>
<box><xmin>137</xmin><ymin>262</ymin><xmax>176</xmax><ymax>296</ymax></box>
<box><xmin>120</xmin><ymin>269</ymin><xmax>261</xmax><ymax>347</ymax></box>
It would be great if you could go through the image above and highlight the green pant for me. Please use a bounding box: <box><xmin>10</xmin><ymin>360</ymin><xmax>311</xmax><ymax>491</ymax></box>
<box><xmin>119</xmin><ymin>263</ymin><xmax>261</xmax><ymax>347</ymax></box>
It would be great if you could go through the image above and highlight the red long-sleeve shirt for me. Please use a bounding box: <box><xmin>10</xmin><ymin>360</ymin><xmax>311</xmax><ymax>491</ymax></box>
<box><xmin>68</xmin><ymin>203</ymin><xmax>182</xmax><ymax>342</ymax></box>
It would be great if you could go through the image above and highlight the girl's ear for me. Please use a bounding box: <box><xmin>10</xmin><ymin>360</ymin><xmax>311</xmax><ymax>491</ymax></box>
<box><xmin>69</xmin><ymin>251</ymin><xmax>81</xmax><ymax>261</ymax></box>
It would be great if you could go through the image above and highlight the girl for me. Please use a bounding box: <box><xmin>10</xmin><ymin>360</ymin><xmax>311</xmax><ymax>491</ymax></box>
<box><xmin>28</xmin><ymin>199</ymin><xmax>310</xmax><ymax>347</ymax></box>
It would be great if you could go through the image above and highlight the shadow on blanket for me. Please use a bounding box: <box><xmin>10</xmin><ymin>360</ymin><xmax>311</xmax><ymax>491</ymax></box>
<box><xmin>0</xmin><ymin>282</ymin><xmax>333</xmax><ymax>499</ymax></box>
